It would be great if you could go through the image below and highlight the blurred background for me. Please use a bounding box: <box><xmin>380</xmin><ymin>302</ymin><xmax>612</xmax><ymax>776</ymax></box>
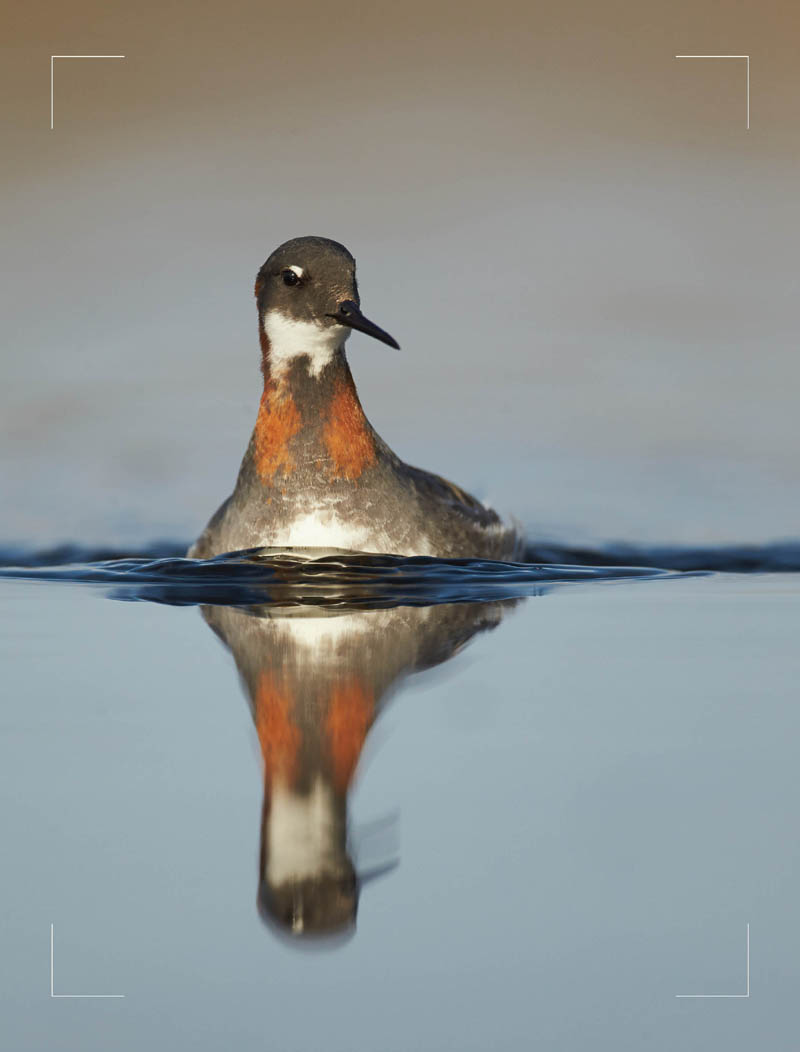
<box><xmin>1</xmin><ymin>0</ymin><xmax>798</xmax><ymax>549</ymax></box>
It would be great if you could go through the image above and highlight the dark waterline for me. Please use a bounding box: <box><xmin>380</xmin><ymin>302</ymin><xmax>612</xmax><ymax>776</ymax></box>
<box><xmin>0</xmin><ymin>547</ymin><xmax>683</xmax><ymax>608</ymax></box>
<box><xmin>3</xmin><ymin>538</ymin><xmax>799</xmax><ymax>572</ymax></box>
<box><xmin>0</xmin><ymin>539</ymin><xmax>796</xmax><ymax>608</ymax></box>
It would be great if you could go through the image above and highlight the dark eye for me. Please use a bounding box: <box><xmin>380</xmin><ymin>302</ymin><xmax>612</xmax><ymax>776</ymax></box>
<box><xmin>281</xmin><ymin>269</ymin><xmax>300</xmax><ymax>286</ymax></box>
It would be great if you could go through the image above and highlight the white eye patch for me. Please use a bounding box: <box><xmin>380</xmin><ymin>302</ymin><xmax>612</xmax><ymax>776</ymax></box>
<box><xmin>287</xmin><ymin>265</ymin><xmax>304</xmax><ymax>278</ymax></box>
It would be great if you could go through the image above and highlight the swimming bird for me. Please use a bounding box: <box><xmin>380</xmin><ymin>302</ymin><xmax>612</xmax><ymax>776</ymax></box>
<box><xmin>188</xmin><ymin>236</ymin><xmax>520</xmax><ymax>560</ymax></box>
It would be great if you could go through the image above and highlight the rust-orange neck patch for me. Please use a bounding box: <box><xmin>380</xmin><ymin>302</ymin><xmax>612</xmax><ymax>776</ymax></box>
<box><xmin>253</xmin><ymin>380</ymin><xmax>302</xmax><ymax>483</ymax></box>
<box><xmin>322</xmin><ymin>375</ymin><xmax>377</xmax><ymax>480</ymax></box>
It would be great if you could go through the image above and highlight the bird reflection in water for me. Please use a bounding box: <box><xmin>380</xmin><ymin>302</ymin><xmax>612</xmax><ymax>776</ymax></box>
<box><xmin>201</xmin><ymin>597</ymin><xmax>511</xmax><ymax>941</ymax></box>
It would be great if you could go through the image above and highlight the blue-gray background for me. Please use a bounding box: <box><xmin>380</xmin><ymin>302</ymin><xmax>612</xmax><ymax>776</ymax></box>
<box><xmin>1</xmin><ymin>0</ymin><xmax>798</xmax><ymax>548</ymax></box>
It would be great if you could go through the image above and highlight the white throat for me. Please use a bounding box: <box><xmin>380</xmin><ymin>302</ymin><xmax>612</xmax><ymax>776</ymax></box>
<box><xmin>266</xmin><ymin>778</ymin><xmax>344</xmax><ymax>885</ymax></box>
<box><xmin>264</xmin><ymin>311</ymin><xmax>349</xmax><ymax>379</ymax></box>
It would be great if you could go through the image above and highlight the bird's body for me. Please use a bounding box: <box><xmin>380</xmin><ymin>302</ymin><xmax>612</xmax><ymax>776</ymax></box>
<box><xmin>189</xmin><ymin>237</ymin><xmax>519</xmax><ymax>561</ymax></box>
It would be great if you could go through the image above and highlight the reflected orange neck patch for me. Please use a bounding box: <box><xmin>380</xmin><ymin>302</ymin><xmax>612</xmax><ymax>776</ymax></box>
<box><xmin>255</xmin><ymin>674</ymin><xmax>301</xmax><ymax>785</ymax></box>
<box><xmin>326</xmin><ymin>679</ymin><xmax>375</xmax><ymax>792</ymax></box>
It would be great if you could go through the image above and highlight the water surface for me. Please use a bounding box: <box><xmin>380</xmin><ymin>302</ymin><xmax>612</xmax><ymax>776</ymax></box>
<box><xmin>1</xmin><ymin>550</ymin><xmax>798</xmax><ymax>1050</ymax></box>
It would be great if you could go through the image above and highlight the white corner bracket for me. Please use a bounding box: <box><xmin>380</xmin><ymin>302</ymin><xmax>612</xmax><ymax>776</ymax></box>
<box><xmin>676</xmin><ymin>923</ymin><xmax>750</xmax><ymax>999</ymax></box>
<box><xmin>675</xmin><ymin>54</ymin><xmax>750</xmax><ymax>130</ymax></box>
<box><xmin>50</xmin><ymin>55</ymin><xmax>126</xmax><ymax>130</ymax></box>
<box><xmin>50</xmin><ymin>923</ymin><xmax>125</xmax><ymax>999</ymax></box>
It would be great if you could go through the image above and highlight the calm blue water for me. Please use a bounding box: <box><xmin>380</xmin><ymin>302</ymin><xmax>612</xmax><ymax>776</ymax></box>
<box><xmin>1</xmin><ymin>549</ymin><xmax>798</xmax><ymax>1051</ymax></box>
